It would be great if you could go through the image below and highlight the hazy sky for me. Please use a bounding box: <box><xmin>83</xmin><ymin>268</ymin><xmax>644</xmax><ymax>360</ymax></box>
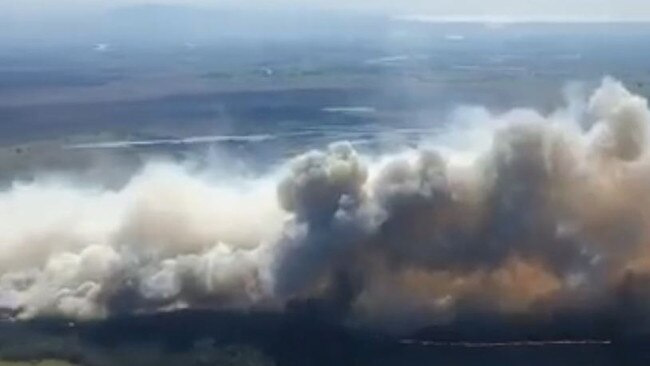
<box><xmin>3</xmin><ymin>0</ymin><xmax>650</xmax><ymax>21</ymax></box>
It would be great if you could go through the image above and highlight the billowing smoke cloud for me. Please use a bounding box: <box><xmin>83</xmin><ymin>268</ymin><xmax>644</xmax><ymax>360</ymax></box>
<box><xmin>3</xmin><ymin>77</ymin><xmax>650</xmax><ymax>332</ymax></box>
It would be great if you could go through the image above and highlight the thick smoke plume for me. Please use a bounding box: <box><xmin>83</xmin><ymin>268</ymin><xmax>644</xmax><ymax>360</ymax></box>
<box><xmin>3</xmin><ymin>78</ymin><xmax>650</xmax><ymax>332</ymax></box>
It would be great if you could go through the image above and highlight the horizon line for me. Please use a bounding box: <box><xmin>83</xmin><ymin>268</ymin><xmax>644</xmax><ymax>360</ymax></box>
<box><xmin>393</xmin><ymin>14</ymin><xmax>650</xmax><ymax>25</ymax></box>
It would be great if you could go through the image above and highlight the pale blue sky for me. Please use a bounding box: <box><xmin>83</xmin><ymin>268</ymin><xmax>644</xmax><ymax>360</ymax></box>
<box><xmin>3</xmin><ymin>0</ymin><xmax>650</xmax><ymax>21</ymax></box>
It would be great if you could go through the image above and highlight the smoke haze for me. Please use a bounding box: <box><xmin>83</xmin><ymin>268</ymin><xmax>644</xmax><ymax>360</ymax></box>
<box><xmin>3</xmin><ymin>78</ymin><xmax>650</xmax><ymax>333</ymax></box>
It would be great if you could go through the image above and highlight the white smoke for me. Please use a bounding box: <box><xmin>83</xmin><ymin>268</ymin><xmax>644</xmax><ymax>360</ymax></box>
<box><xmin>2</xmin><ymin>77</ymin><xmax>650</xmax><ymax>331</ymax></box>
<box><xmin>0</xmin><ymin>163</ymin><xmax>286</xmax><ymax>319</ymax></box>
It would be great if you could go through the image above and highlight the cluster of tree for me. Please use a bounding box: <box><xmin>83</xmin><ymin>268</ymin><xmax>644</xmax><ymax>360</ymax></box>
<box><xmin>1</xmin><ymin>308</ymin><xmax>650</xmax><ymax>366</ymax></box>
